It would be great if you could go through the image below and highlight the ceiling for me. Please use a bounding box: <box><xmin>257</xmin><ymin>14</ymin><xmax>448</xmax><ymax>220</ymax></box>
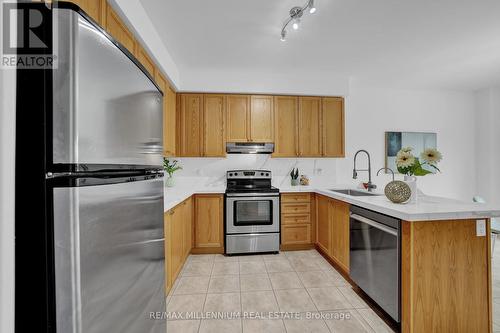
<box><xmin>140</xmin><ymin>0</ymin><xmax>500</xmax><ymax>91</ymax></box>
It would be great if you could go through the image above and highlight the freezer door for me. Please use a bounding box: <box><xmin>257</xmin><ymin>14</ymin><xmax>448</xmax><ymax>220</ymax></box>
<box><xmin>53</xmin><ymin>9</ymin><xmax>163</xmax><ymax>167</ymax></box>
<box><xmin>53</xmin><ymin>178</ymin><xmax>165</xmax><ymax>333</ymax></box>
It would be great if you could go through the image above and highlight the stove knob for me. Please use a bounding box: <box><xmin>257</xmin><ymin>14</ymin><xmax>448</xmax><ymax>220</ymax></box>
<box><xmin>260</xmin><ymin>172</ymin><xmax>264</xmax><ymax>176</ymax></box>
<box><xmin>266</xmin><ymin>173</ymin><xmax>270</xmax><ymax>176</ymax></box>
<box><xmin>229</xmin><ymin>173</ymin><xmax>233</xmax><ymax>176</ymax></box>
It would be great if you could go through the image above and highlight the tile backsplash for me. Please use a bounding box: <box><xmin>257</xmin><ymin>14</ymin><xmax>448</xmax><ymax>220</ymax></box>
<box><xmin>170</xmin><ymin>155</ymin><xmax>339</xmax><ymax>188</ymax></box>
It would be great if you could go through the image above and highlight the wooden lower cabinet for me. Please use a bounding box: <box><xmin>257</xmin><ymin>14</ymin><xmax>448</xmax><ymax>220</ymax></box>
<box><xmin>315</xmin><ymin>194</ymin><xmax>350</xmax><ymax>273</ymax></box>
<box><xmin>330</xmin><ymin>199</ymin><xmax>350</xmax><ymax>272</ymax></box>
<box><xmin>164</xmin><ymin>197</ymin><xmax>192</xmax><ymax>295</ymax></box>
<box><xmin>316</xmin><ymin>194</ymin><xmax>332</xmax><ymax>255</ymax></box>
<box><xmin>193</xmin><ymin>194</ymin><xmax>224</xmax><ymax>253</ymax></box>
<box><xmin>281</xmin><ymin>193</ymin><xmax>314</xmax><ymax>249</ymax></box>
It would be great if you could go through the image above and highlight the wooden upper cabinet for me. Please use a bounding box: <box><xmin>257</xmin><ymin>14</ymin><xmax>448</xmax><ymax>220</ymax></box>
<box><xmin>322</xmin><ymin>97</ymin><xmax>344</xmax><ymax>157</ymax></box>
<box><xmin>226</xmin><ymin>95</ymin><xmax>250</xmax><ymax>142</ymax></box>
<box><xmin>155</xmin><ymin>72</ymin><xmax>176</xmax><ymax>156</ymax></box>
<box><xmin>104</xmin><ymin>3</ymin><xmax>136</xmax><ymax>53</ymax></box>
<box><xmin>70</xmin><ymin>0</ymin><xmax>106</xmax><ymax>24</ymax></box>
<box><xmin>250</xmin><ymin>95</ymin><xmax>274</xmax><ymax>142</ymax></box>
<box><xmin>178</xmin><ymin>94</ymin><xmax>203</xmax><ymax>157</ymax></box>
<box><xmin>194</xmin><ymin>195</ymin><xmax>224</xmax><ymax>249</ymax></box>
<box><xmin>298</xmin><ymin>97</ymin><xmax>322</xmax><ymax>157</ymax></box>
<box><xmin>273</xmin><ymin>96</ymin><xmax>298</xmax><ymax>157</ymax></box>
<box><xmin>316</xmin><ymin>195</ymin><xmax>332</xmax><ymax>255</ymax></box>
<box><xmin>135</xmin><ymin>44</ymin><xmax>156</xmax><ymax>78</ymax></box>
<box><xmin>203</xmin><ymin>95</ymin><xmax>226</xmax><ymax>157</ymax></box>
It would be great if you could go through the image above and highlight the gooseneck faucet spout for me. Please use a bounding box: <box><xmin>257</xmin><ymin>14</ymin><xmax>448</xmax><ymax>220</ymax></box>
<box><xmin>353</xmin><ymin>149</ymin><xmax>377</xmax><ymax>192</ymax></box>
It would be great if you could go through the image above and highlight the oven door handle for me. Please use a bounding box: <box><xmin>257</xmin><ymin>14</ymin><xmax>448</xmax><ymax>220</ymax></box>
<box><xmin>350</xmin><ymin>213</ymin><xmax>398</xmax><ymax>236</ymax></box>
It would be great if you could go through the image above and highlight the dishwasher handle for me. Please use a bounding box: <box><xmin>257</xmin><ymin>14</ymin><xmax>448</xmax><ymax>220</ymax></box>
<box><xmin>350</xmin><ymin>213</ymin><xmax>398</xmax><ymax>236</ymax></box>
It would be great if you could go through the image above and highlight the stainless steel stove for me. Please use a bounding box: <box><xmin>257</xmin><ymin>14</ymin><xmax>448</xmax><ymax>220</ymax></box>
<box><xmin>225</xmin><ymin>170</ymin><xmax>280</xmax><ymax>254</ymax></box>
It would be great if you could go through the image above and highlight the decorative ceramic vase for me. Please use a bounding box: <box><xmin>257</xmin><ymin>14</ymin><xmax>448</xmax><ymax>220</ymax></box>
<box><xmin>291</xmin><ymin>179</ymin><xmax>299</xmax><ymax>186</ymax></box>
<box><xmin>166</xmin><ymin>175</ymin><xmax>175</xmax><ymax>187</ymax></box>
<box><xmin>384</xmin><ymin>180</ymin><xmax>412</xmax><ymax>203</ymax></box>
<box><xmin>404</xmin><ymin>175</ymin><xmax>417</xmax><ymax>203</ymax></box>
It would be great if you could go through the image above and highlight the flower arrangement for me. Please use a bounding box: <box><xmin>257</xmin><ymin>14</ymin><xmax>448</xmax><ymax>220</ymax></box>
<box><xmin>163</xmin><ymin>158</ymin><xmax>182</xmax><ymax>178</ymax></box>
<box><xmin>396</xmin><ymin>147</ymin><xmax>442</xmax><ymax>176</ymax></box>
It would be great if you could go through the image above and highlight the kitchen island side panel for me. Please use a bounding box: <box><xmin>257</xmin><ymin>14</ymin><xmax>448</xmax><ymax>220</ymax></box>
<box><xmin>401</xmin><ymin>219</ymin><xmax>492</xmax><ymax>333</ymax></box>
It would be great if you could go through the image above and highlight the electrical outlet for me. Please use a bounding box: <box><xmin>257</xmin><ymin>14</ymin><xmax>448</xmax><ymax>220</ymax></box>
<box><xmin>476</xmin><ymin>219</ymin><xmax>486</xmax><ymax>237</ymax></box>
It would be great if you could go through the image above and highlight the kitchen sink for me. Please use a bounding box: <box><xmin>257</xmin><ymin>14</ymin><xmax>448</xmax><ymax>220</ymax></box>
<box><xmin>329</xmin><ymin>189</ymin><xmax>381</xmax><ymax>197</ymax></box>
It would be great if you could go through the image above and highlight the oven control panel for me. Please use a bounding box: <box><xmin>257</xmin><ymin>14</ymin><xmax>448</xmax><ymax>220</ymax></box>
<box><xmin>227</xmin><ymin>170</ymin><xmax>271</xmax><ymax>179</ymax></box>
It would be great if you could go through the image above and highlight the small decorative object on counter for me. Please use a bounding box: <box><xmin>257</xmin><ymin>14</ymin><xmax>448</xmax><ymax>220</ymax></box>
<box><xmin>163</xmin><ymin>158</ymin><xmax>182</xmax><ymax>187</ymax></box>
<box><xmin>395</xmin><ymin>146</ymin><xmax>443</xmax><ymax>203</ymax></box>
<box><xmin>299</xmin><ymin>175</ymin><xmax>310</xmax><ymax>186</ymax></box>
<box><xmin>290</xmin><ymin>168</ymin><xmax>299</xmax><ymax>186</ymax></box>
<box><xmin>377</xmin><ymin>167</ymin><xmax>412</xmax><ymax>204</ymax></box>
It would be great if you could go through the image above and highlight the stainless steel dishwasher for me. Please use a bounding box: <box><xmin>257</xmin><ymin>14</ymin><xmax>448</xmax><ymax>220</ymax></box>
<box><xmin>349</xmin><ymin>205</ymin><xmax>400</xmax><ymax>323</ymax></box>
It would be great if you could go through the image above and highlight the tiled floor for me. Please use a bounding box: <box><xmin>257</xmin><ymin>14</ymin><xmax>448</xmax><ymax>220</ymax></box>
<box><xmin>493</xmin><ymin>235</ymin><xmax>500</xmax><ymax>332</ymax></box>
<box><xmin>166</xmin><ymin>250</ymin><xmax>394</xmax><ymax>333</ymax></box>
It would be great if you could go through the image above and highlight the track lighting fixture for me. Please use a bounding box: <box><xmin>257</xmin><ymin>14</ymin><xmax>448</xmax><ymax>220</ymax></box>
<box><xmin>280</xmin><ymin>0</ymin><xmax>317</xmax><ymax>41</ymax></box>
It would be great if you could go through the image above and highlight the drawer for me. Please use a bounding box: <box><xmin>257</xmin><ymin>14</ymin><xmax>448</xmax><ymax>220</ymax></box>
<box><xmin>281</xmin><ymin>224</ymin><xmax>311</xmax><ymax>245</ymax></box>
<box><xmin>281</xmin><ymin>193</ymin><xmax>311</xmax><ymax>203</ymax></box>
<box><xmin>282</xmin><ymin>214</ymin><xmax>310</xmax><ymax>225</ymax></box>
<box><xmin>282</xmin><ymin>202</ymin><xmax>310</xmax><ymax>214</ymax></box>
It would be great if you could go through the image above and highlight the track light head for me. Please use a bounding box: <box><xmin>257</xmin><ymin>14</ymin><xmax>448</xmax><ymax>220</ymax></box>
<box><xmin>309</xmin><ymin>0</ymin><xmax>316</xmax><ymax>13</ymax></box>
<box><xmin>280</xmin><ymin>1</ymin><xmax>317</xmax><ymax>41</ymax></box>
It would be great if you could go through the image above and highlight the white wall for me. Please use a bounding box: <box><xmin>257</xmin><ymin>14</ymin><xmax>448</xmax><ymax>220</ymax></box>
<box><xmin>475</xmin><ymin>86</ymin><xmax>500</xmax><ymax>204</ymax></box>
<box><xmin>180</xmin><ymin>68</ymin><xmax>350</xmax><ymax>97</ymax></box>
<box><xmin>0</xmin><ymin>67</ymin><xmax>16</xmax><ymax>333</ymax></box>
<box><xmin>337</xmin><ymin>80</ymin><xmax>477</xmax><ymax>201</ymax></box>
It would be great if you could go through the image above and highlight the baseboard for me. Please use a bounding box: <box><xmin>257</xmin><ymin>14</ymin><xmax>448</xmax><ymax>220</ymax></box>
<box><xmin>190</xmin><ymin>247</ymin><xmax>224</xmax><ymax>254</ymax></box>
<box><xmin>280</xmin><ymin>243</ymin><xmax>315</xmax><ymax>251</ymax></box>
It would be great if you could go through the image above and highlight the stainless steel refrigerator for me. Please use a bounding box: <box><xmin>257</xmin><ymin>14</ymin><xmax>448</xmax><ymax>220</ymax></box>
<box><xmin>15</xmin><ymin>3</ymin><xmax>165</xmax><ymax>333</ymax></box>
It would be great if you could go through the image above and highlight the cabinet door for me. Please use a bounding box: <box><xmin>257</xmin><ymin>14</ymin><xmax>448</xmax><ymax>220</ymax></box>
<box><xmin>226</xmin><ymin>95</ymin><xmax>250</xmax><ymax>142</ymax></box>
<box><xmin>135</xmin><ymin>44</ymin><xmax>156</xmax><ymax>78</ymax></box>
<box><xmin>165</xmin><ymin>206</ymin><xmax>183</xmax><ymax>292</ymax></box>
<box><xmin>331</xmin><ymin>199</ymin><xmax>350</xmax><ymax>272</ymax></box>
<box><xmin>178</xmin><ymin>94</ymin><xmax>203</xmax><ymax>156</ymax></box>
<box><xmin>105</xmin><ymin>3</ymin><xmax>136</xmax><ymax>53</ymax></box>
<box><xmin>194</xmin><ymin>195</ymin><xmax>223</xmax><ymax>249</ymax></box>
<box><xmin>164</xmin><ymin>211</ymin><xmax>172</xmax><ymax>294</ymax></box>
<box><xmin>316</xmin><ymin>195</ymin><xmax>332</xmax><ymax>255</ymax></box>
<box><xmin>322</xmin><ymin>97</ymin><xmax>344</xmax><ymax>157</ymax></box>
<box><xmin>155</xmin><ymin>72</ymin><xmax>176</xmax><ymax>156</ymax></box>
<box><xmin>204</xmin><ymin>95</ymin><xmax>226</xmax><ymax>157</ymax></box>
<box><xmin>250</xmin><ymin>95</ymin><xmax>273</xmax><ymax>142</ymax></box>
<box><xmin>182</xmin><ymin>198</ymin><xmax>193</xmax><ymax>260</ymax></box>
<box><xmin>273</xmin><ymin>96</ymin><xmax>298</xmax><ymax>157</ymax></box>
<box><xmin>298</xmin><ymin>97</ymin><xmax>322</xmax><ymax>157</ymax></box>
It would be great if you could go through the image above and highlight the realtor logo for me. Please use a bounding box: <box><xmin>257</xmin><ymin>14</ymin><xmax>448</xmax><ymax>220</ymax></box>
<box><xmin>1</xmin><ymin>1</ymin><xmax>56</xmax><ymax>69</ymax></box>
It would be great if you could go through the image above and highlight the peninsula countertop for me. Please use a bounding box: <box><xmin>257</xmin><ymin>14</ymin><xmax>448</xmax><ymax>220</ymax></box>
<box><xmin>164</xmin><ymin>182</ymin><xmax>500</xmax><ymax>221</ymax></box>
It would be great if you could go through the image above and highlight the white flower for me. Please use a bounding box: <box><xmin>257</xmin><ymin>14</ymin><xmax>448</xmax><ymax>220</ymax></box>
<box><xmin>420</xmin><ymin>148</ymin><xmax>442</xmax><ymax>165</ymax></box>
<box><xmin>400</xmin><ymin>147</ymin><xmax>413</xmax><ymax>153</ymax></box>
<box><xmin>396</xmin><ymin>151</ymin><xmax>415</xmax><ymax>168</ymax></box>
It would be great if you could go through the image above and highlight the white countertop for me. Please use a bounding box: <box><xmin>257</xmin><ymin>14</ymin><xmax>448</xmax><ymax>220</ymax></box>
<box><xmin>164</xmin><ymin>180</ymin><xmax>500</xmax><ymax>221</ymax></box>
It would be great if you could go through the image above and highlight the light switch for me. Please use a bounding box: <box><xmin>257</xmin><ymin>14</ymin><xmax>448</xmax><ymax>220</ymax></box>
<box><xmin>476</xmin><ymin>219</ymin><xmax>486</xmax><ymax>237</ymax></box>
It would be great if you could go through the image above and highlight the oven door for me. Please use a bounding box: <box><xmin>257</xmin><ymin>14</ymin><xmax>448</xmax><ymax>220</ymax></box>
<box><xmin>226</xmin><ymin>195</ymin><xmax>280</xmax><ymax>234</ymax></box>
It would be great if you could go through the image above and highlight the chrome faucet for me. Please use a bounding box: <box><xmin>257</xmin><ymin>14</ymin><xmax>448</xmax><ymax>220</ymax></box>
<box><xmin>353</xmin><ymin>150</ymin><xmax>377</xmax><ymax>192</ymax></box>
